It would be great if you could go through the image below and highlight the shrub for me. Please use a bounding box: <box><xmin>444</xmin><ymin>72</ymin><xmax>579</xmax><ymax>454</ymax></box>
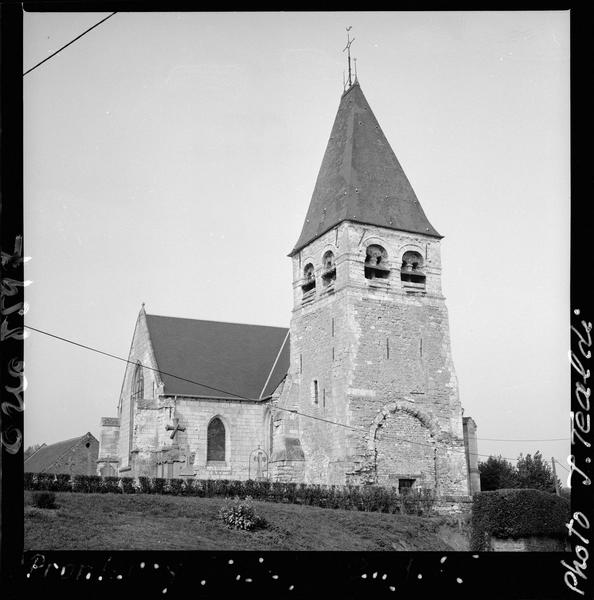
<box><xmin>152</xmin><ymin>478</ymin><xmax>166</xmax><ymax>495</ymax></box>
<box><xmin>24</xmin><ymin>472</ymin><xmax>35</xmax><ymax>490</ymax></box>
<box><xmin>221</xmin><ymin>479</ymin><xmax>240</xmax><ymax>497</ymax></box>
<box><xmin>218</xmin><ymin>496</ymin><xmax>266</xmax><ymax>531</ymax></box>
<box><xmin>32</xmin><ymin>491</ymin><xmax>57</xmax><ymax>509</ymax></box>
<box><xmin>100</xmin><ymin>477</ymin><xmax>122</xmax><ymax>494</ymax></box>
<box><xmin>400</xmin><ymin>488</ymin><xmax>435</xmax><ymax>515</ymax></box>
<box><xmin>29</xmin><ymin>473</ymin><xmax>55</xmax><ymax>491</ymax></box>
<box><xmin>470</xmin><ymin>488</ymin><xmax>570</xmax><ymax>551</ymax></box>
<box><xmin>72</xmin><ymin>475</ymin><xmax>102</xmax><ymax>493</ymax></box>
<box><xmin>169</xmin><ymin>478</ymin><xmax>184</xmax><ymax>496</ymax></box>
<box><xmin>52</xmin><ymin>474</ymin><xmax>73</xmax><ymax>492</ymax></box>
<box><xmin>270</xmin><ymin>481</ymin><xmax>285</xmax><ymax>503</ymax></box>
<box><xmin>138</xmin><ymin>476</ymin><xmax>152</xmax><ymax>494</ymax></box>
<box><xmin>211</xmin><ymin>479</ymin><xmax>230</xmax><ymax>497</ymax></box>
<box><xmin>180</xmin><ymin>478</ymin><xmax>195</xmax><ymax>496</ymax></box>
<box><xmin>22</xmin><ymin>471</ymin><xmax>408</xmax><ymax>515</ymax></box>
<box><xmin>120</xmin><ymin>477</ymin><xmax>136</xmax><ymax>494</ymax></box>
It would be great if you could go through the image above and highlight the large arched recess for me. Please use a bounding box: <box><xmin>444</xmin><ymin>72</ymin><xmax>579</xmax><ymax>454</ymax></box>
<box><xmin>368</xmin><ymin>402</ymin><xmax>439</xmax><ymax>488</ymax></box>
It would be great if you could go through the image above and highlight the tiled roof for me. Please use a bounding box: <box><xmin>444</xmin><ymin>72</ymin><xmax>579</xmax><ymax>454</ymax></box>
<box><xmin>291</xmin><ymin>81</ymin><xmax>440</xmax><ymax>255</ymax></box>
<box><xmin>145</xmin><ymin>315</ymin><xmax>289</xmax><ymax>400</ymax></box>
<box><xmin>24</xmin><ymin>433</ymin><xmax>97</xmax><ymax>473</ymax></box>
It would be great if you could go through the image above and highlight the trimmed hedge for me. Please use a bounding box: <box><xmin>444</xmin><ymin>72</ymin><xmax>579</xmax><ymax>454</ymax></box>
<box><xmin>470</xmin><ymin>488</ymin><xmax>570</xmax><ymax>551</ymax></box>
<box><xmin>23</xmin><ymin>472</ymin><xmax>436</xmax><ymax>515</ymax></box>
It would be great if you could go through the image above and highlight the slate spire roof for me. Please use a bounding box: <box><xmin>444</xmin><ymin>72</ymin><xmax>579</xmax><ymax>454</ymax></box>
<box><xmin>291</xmin><ymin>81</ymin><xmax>440</xmax><ymax>256</ymax></box>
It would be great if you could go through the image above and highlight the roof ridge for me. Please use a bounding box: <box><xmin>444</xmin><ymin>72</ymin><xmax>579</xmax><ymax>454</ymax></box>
<box><xmin>258</xmin><ymin>329</ymin><xmax>290</xmax><ymax>400</ymax></box>
<box><xmin>24</xmin><ymin>442</ymin><xmax>47</xmax><ymax>463</ymax></box>
<box><xmin>146</xmin><ymin>313</ymin><xmax>288</xmax><ymax>330</ymax></box>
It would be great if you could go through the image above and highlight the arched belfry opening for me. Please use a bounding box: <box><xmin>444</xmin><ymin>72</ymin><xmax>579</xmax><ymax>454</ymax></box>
<box><xmin>321</xmin><ymin>250</ymin><xmax>336</xmax><ymax>286</ymax></box>
<box><xmin>364</xmin><ymin>244</ymin><xmax>390</xmax><ymax>279</ymax></box>
<box><xmin>301</xmin><ymin>263</ymin><xmax>316</xmax><ymax>304</ymax></box>
<box><xmin>400</xmin><ymin>250</ymin><xmax>426</xmax><ymax>290</ymax></box>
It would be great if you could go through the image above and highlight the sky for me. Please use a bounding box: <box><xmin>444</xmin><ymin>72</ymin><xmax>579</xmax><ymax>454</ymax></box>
<box><xmin>23</xmin><ymin>11</ymin><xmax>570</xmax><ymax>475</ymax></box>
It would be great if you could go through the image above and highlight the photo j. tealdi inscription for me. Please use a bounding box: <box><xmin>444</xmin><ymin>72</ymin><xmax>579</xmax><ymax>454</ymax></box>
<box><xmin>562</xmin><ymin>308</ymin><xmax>592</xmax><ymax>596</ymax></box>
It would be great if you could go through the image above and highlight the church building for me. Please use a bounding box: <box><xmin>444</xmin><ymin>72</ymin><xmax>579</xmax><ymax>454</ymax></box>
<box><xmin>97</xmin><ymin>74</ymin><xmax>481</xmax><ymax>497</ymax></box>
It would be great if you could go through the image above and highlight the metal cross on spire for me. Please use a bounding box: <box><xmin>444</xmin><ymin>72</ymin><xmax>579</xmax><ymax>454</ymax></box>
<box><xmin>343</xmin><ymin>26</ymin><xmax>355</xmax><ymax>88</ymax></box>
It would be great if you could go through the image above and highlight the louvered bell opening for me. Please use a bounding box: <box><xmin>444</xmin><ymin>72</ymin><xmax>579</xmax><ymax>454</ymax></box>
<box><xmin>322</xmin><ymin>266</ymin><xmax>336</xmax><ymax>286</ymax></box>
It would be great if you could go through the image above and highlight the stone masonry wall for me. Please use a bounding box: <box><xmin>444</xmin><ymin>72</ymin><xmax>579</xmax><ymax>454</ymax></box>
<box><xmin>463</xmin><ymin>417</ymin><xmax>481</xmax><ymax>494</ymax></box>
<box><xmin>122</xmin><ymin>395</ymin><xmax>270</xmax><ymax>480</ymax></box>
<box><xmin>110</xmin><ymin>308</ymin><xmax>164</xmax><ymax>474</ymax></box>
<box><xmin>275</xmin><ymin>222</ymin><xmax>469</xmax><ymax>494</ymax></box>
<box><xmin>97</xmin><ymin>417</ymin><xmax>120</xmax><ymax>476</ymax></box>
<box><xmin>46</xmin><ymin>434</ymin><xmax>99</xmax><ymax>476</ymax></box>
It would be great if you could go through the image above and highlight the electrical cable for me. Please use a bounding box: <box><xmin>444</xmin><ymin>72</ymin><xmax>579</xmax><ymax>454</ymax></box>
<box><xmin>23</xmin><ymin>12</ymin><xmax>117</xmax><ymax>76</ymax></box>
<box><xmin>24</xmin><ymin>323</ymin><xmax>569</xmax><ymax>465</ymax></box>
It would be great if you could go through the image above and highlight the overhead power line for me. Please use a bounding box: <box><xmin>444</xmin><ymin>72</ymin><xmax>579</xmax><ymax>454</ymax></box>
<box><xmin>23</xmin><ymin>12</ymin><xmax>117</xmax><ymax>76</ymax></box>
<box><xmin>478</xmin><ymin>437</ymin><xmax>568</xmax><ymax>442</ymax></box>
<box><xmin>552</xmin><ymin>458</ymin><xmax>571</xmax><ymax>474</ymax></box>
<box><xmin>24</xmin><ymin>324</ymin><xmax>568</xmax><ymax>464</ymax></box>
<box><xmin>24</xmin><ymin>324</ymin><xmax>248</xmax><ymax>401</ymax></box>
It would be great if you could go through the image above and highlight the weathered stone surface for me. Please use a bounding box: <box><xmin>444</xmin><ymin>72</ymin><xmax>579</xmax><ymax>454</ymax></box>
<box><xmin>463</xmin><ymin>417</ymin><xmax>481</xmax><ymax>494</ymax></box>
<box><xmin>97</xmin><ymin>84</ymin><xmax>477</xmax><ymax>497</ymax></box>
<box><xmin>272</xmin><ymin>222</ymin><xmax>471</xmax><ymax>495</ymax></box>
<box><xmin>98</xmin><ymin>222</ymin><xmax>476</xmax><ymax>493</ymax></box>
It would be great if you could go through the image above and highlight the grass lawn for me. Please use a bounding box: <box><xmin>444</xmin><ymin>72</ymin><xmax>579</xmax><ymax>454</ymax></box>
<box><xmin>24</xmin><ymin>491</ymin><xmax>469</xmax><ymax>551</ymax></box>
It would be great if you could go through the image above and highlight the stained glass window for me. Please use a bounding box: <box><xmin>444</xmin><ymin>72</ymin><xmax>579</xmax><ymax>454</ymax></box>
<box><xmin>207</xmin><ymin>417</ymin><xmax>226</xmax><ymax>462</ymax></box>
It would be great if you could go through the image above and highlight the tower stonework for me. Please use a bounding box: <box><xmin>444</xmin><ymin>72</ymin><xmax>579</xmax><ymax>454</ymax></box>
<box><xmin>270</xmin><ymin>81</ymin><xmax>471</xmax><ymax>495</ymax></box>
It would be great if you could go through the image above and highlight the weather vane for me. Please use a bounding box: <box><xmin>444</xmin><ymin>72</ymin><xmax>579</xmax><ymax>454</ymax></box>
<box><xmin>343</xmin><ymin>26</ymin><xmax>355</xmax><ymax>88</ymax></box>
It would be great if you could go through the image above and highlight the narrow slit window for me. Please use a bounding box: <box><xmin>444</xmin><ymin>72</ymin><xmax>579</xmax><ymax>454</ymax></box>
<box><xmin>312</xmin><ymin>380</ymin><xmax>319</xmax><ymax>405</ymax></box>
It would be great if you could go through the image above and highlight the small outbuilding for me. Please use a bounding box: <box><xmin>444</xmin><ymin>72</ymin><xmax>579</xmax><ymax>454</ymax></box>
<box><xmin>24</xmin><ymin>432</ymin><xmax>99</xmax><ymax>476</ymax></box>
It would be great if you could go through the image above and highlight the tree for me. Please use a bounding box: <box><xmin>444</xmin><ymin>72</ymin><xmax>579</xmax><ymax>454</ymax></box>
<box><xmin>516</xmin><ymin>451</ymin><xmax>560</xmax><ymax>493</ymax></box>
<box><xmin>478</xmin><ymin>455</ymin><xmax>519</xmax><ymax>491</ymax></box>
<box><xmin>24</xmin><ymin>444</ymin><xmax>43</xmax><ymax>460</ymax></box>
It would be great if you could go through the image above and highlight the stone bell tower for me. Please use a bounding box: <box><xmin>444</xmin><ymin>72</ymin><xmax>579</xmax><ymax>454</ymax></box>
<box><xmin>270</xmin><ymin>78</ymin><xmax>472</xmax><ymax>496</ymax></box>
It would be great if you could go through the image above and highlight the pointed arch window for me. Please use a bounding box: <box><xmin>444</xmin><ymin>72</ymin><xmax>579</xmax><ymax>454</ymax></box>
<box><xmin>364</xmin><ymin>244</ymin><xmax>390</xmax><ymax>279</ymax></box>
<box><xmin>129</xmin><ymin>361</ymin><xmax>144</xmax><ymax>455</ymax></box>
<box><xmin>401</xmin><ymin>251</ymin><xmax>426</xmax><ymax>291</ymax></box>
<box><xmin>207</xmin><ymin>417</ymin><xmax>226</xmax><ymax>462</ymax></box>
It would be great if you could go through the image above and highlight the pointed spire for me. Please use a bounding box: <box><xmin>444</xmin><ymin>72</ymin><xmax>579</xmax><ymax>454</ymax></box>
<box><xmin>290</xmin><ymin>82</ymin><xmax>441</xmax><ymax>256</ymax></box>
